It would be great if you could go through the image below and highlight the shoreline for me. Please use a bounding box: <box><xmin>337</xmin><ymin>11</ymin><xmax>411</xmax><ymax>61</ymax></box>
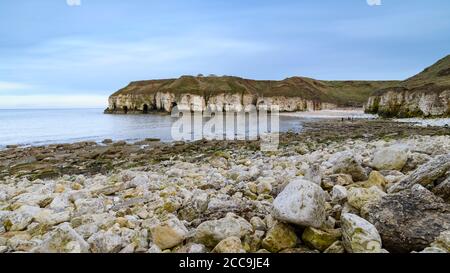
<box><xmin>1</xmin><ymin>119</ymin><xmax>450</xmax><ymax>253</ymax></box>
<box><xmin>3</xmin><ymin>108</ymin><xmax>449</xmax><ymax>150</ymax></box>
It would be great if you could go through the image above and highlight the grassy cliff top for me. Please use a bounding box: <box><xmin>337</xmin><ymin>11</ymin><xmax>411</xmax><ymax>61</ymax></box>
<box><xmin>405</xmin><ymin>55</ymin><xmax>450</xmax><ymax>88</ymax></box>
<box><xmin>110</xmin><ymin>55</ymin><xmax>449</xmax><ymax>107</ymax></box>
<box><xmin>370</xmin><ymin>55</ymin><xmax>450</xmax><ymax>96</ymax></box>
<box><xmin>111</xmin><ymin>75</ymin><xmax>399</xmax><ymax>107</ymax></box>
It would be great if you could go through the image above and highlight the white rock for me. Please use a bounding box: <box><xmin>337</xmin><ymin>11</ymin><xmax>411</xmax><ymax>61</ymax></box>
<box><xmin>184</xmin><ymin>243</ymin><xmax>207</xmax><ymax>253</ymax></box>
<box><xmin>371</xmin><ymin>145</ymin><xmax>408</xmax><ymax>171</ymax></box>
<box><xmin>0</xmin><ymin>211</ymin><xmax>11</xmax><ymax>228</ymax></box>
<box><xmin>74</xmin><ymin>198</ymin><xmax>105</xmax><ymax>215</ymax></box>
<box><xmin>33</xmin><ymin>223</ymin><xmax>89</xmax><ymax>253</ymax></box>
<box><xmin>147</xmin><ymin>243</ymin><xmax>162</xmax><ymax>253</ymax></box>
<box><xmin>12</xmin><ymin>192</ymin><xmax>53</xmax><ymax>207</ymax></box>
<box><xmin>34</xmin><ymin>209</ymin><xmax>71</xmax><ymax>226</ymax></box>
<box><xmin>256</xmin><ymin>179</ymin><xmax>273</xmax><ymax>195</ymax></box>
<box><xmin>75</xmin><ymin>223</ymin><xmax>99</xmax><ymax>239</ymax></box>
<box><xmin>5</xmin><ymin>205</ymin><xmax>41</xmax><ymax>231</ymax></box>
<box><xmin>87</xmin><ymin>228</ymin><xmax>123</xmax><ymax>253</ymax></box>
<box><xmin>0</xmin><ymin>246</ymin><xmax>7</xmax><ymax>253</ymax></box>
<box><xmin>341</xmin><ymin>213</ymin><xmax>382</xmax><ymax>253</ymax></box>
<box><xmin>250</xmin><ymin>216</ymin><xmax>266</xmax><ymax>231</ymax></box>
<box><xmin>272</xmin><ymin>179</ymin><xmax>327</xmax><ymax>228</ymax></box>
<box><xmin>119</xmin><ymin>243</ymin><xmax>136</xmax><ymax>253</ymax></box>
<box><xmin>7</xmin><ymin>233</ymin><xmax>38</xmax><ymax>252</ymax></box>
<box><xmin>190</xmin><ymin>190</ymin><xmax>209</xmax><ymax>212</ymax></box>
<box><xmin>195</xmin><ymin>213</ymin><xmax>253</xmax><ymax>247</ymax></box>
<box><xmin>48</xmin><ymin>193</ymin><xmax>72</xmax><ymax>212</ymax></box>
<box><xmin>331</xmin><ymin>185</ymin><xmax>348</xmax><ymax>204</ymax></box>
<box><xmin>0</xmin><ymin>190</ymin><xmax>8</xmax><ymax>202</ymax></box>
<box><xmin>129</xmin><ymin>174</ymin><xmax>149</xmax><ymax>188</ymax></box>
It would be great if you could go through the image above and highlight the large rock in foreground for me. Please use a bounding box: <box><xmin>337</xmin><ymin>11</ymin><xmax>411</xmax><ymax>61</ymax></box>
<box><xmin>272</xmin><ymin>179</ymin><xmax>327</xmax><ymax>228</ymax></box>
<box><xmin>364</xmin><ymin>184</ymin><xmax>450</xmax><ymax>253</ymax></box>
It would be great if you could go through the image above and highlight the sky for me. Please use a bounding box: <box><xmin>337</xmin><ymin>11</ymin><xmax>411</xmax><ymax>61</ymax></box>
<box><xmin>0</xmin><ymin>0</ymin><xmax>449</xmax><ymax>108</ymax></box>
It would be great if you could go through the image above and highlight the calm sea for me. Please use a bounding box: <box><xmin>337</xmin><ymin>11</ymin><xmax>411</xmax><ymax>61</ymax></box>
<box><xmin>0</xmin><ymin>108</ymin><xmax>306</xmax><ymax>148</ymax></box>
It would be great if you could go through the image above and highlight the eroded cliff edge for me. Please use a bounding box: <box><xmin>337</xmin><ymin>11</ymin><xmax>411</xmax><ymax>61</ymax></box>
<box><xmin>365</xmin><ymin>55</ymin><xmax>450</xmax><ymax>118</ymax></box>
<box><xmin>105</xmin><ymin>76</ymin><xmax>397</xmax><ymax>113</ymax></box>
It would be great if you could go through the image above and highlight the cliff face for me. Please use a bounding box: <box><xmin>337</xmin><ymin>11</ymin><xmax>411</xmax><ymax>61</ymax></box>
<box><xmin>365</xmin><ymin>87</ymin><xmax>450</xmax><ymax>118</ymax></box>
<box><xmin>105</xmin><ymin>75</ymin><xmax>397</xmax><ymax>114</ymax></box>
<box><xmin>106</xmin><ymin>92</ymin><xmax>339</xmax><ymax>113</ymax></box>
<box><xmin>365</xmin><ymin>55</ymin><xmax>450</xmax><ymax>118</ymax></box>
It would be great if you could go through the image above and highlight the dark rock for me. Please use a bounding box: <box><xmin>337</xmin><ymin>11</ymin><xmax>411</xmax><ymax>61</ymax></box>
<box><xmin>6</xmin><ymin>145</ymin><xmax>19</xmax><ymax>149</ymax></box>
<box><xmin>363</xmin><ymin>184</ymin><xmax>450</xmax><ymax>253</ymax></box>
<box><xmin>433</xmin><ymin>176</ymin><xmax>450</xmax><ymax>202</ymax></box>
<box><xmin>102</xmin><ymin>139</ymin><xmax>113</xmax><ymax>144</ymax></box>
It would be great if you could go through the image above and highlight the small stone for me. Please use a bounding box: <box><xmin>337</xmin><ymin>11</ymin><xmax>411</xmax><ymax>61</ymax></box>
<box><xmin>250</xmin><ymin>216</ymin><xmax>266</xmax><ymax>232</ymax></box>
<box><xmin>74</xmin><ymin>198</ymin><xmax>105</xmax><ymax>215</ymax></box>
<box><xmin>331</xmin><ymin>185</ymin><xmax>348</xmax><ymax>204</ymax></box>
<box><xmin>102</xmin><ymin>139</ymin><xmax>113</xmax><ymax>144</ymax></box>
<box><xmin>150</xmin><ymin>217</ymin><xmax>189</xmax><ymax>250</ymax></box>
<box><xmin>302</xmin><ymin>227</ymin><xmax>342</xmax><ymax>252</ymax></box>
<box><xmin>329</xmin><ymin>151</ymin><xmax>367</xmax><ymax>182</ymax></box>
<box><xmin>347</xmin><ymin>186</ymin><xmax>386</xmax><ymax>211</ymax></box>
<box><xmin>212</xmin><ymin>237</ymin><xmax>246</xmax><ymax>253</ymax></box>
<box><xmin>324</xmin><ymin>241</ymin><xmax>345</xmax><ymax>253</ymax></box>
<box><xmin>242</xmin><ymin>230</ymin><xmax>265</xmax><ymax>253</ymax></box>
<box><xmin>6</xmin><ymin>144</ymin><xmax>19</xmax><ymax>149</ymax></box>
<box><xmin>262</xmin><ymin>222</ymin><xmax>297</xmax><ymax>253</ymax></box>
<box><xmin>119</xmin><ymin>243</ymin><xmax>136</xmax><ymax>253</ymax></box>
<box><xmin>87</xmin><ymin>228</ymin><xmax>123</xmax><ymax>253</ymax></box>
<box><xmin>256</xmin><ymin>179</ymin><xmax>273</xmax><ymax>195</ymax></box>
<box><xmin>430</xmin><ymin>230</ymin><xmax>450</xmax><ymax>252</ymax></box>
<box><xmin>0</xmin><ymin>246</ymin><xmax>7</xmax><ymax>253</ymax></box>
<box><xmin>341</xmin><ymin>213</ymin><xmax>382</xmax><ymax>253</ymax></box>
<box><xmin>54</xmin><ymin>184</ymin><xmax>66</xmax><ymax>193</ymax></box>
<box><xmin>147</xmin><ymin>244</ymin><xmax>162</xmax><ymax>253</ymax></box>
<box><xmin>354</xmin><ymin>171</ymin><xmax>386</xmax><ymax>190</ymax></box>
<box><xmin>322</xmin><ymin>174</ymin><xmax>354</xmax><ymax>190</ymax></box>
<box><xmin>175</xmin><ymin>243</ymin><xmax>207</xmax><ymax>253</ymax></box>
<box><xmin>7</xmin><ymin>233</ymin><xmax>37</xmax><ymax>252</ymax></box>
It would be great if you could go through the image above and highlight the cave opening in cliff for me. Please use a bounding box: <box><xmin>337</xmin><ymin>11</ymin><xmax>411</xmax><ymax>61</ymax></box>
<box><xmin>143</xmin><ymin>104</ymin><xmax>149</xmax><ymax>114</ymax></box>
<box><xmin>113</xmin><ymin>103</ymin><xmax>117</xmax><ymax>110</ymax></box>
<box><xmin>123</xmin><ymin>106</ymin><xmax>128</xmax><ymax>114</ymax></box>
<box><xmin>171</xmin><ymin>102</ymin><xmax>177</xmax><ymax>110</ymax></box>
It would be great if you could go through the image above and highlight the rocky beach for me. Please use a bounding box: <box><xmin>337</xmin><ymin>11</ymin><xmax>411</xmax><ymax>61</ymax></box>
<box><xmin>1</xmin><ymin>120</ymin><xmax>449</xmax><ymax>254</ymax></box>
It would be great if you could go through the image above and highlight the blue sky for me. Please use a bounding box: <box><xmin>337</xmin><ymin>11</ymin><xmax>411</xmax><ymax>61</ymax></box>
<box><xmin>0</xmin><ymin>0</ymin><xmax>449</xmax><ymax>108</ymax></box>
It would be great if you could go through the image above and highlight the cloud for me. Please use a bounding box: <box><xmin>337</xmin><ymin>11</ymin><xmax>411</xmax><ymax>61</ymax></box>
<box><xmin>3</xmin><ymin>35</ymin><xmax>272</xmax><ymax>71</ymax></box>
